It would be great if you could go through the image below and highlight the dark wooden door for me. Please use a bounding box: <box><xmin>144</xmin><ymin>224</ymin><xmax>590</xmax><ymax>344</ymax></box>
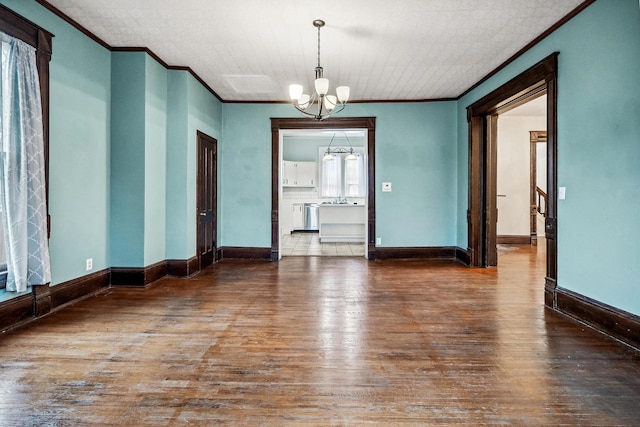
<box><xmin>197</xmin><ymin>131</ymin><xmax>217</xmax><ymax>269</ymax></box>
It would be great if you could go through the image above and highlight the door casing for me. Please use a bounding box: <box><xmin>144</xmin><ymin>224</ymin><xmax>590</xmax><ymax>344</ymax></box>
<box><xmin>270</xmin><ymin>117</ymin><xmax>376</xmax><ymax>261</ymax></box>
<box><xmin>467</xmin><ymin>53</ymin><xmax>558</xmax><ymax>307</ymax></box>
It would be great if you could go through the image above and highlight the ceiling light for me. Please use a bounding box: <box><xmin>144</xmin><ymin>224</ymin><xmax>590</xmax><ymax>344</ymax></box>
<box><xmin>322</xmin><ymin>133</ymin><xmax>359</xmax><ymax>161</ymax></box>
<box><xmin>289</xmin><ymin>20</ymin><xmax>350</xmax><ymax>121</ymax></box>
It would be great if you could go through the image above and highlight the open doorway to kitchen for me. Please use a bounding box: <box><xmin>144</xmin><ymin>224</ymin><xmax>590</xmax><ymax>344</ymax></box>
<box><xmin>270</xmin><ymin>117</ymin><xmax>376</xmax><ymax>261</ymax></box>
<box><xmin>280</xmin><ymin>129</ymin><xmax>367</xmax><ymax>257</ymax></box>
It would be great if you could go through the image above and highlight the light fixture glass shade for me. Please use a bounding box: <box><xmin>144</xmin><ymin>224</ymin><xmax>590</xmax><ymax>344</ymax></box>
<box><xmin>289</xmin><ymin>84</ymin><xmax>303</xmax><ymax>100</ymax></box>
<box><xmin>345</xmin><ymin>150</ymin><xmax>358</xmax><ymax>161</ymax></box>
<box><xmin>336</xmin><ymin>86</ymin><xmax>350</xmax><ymax>103</ymax></box>
<box><xmin>315</xmin><ymin>78</ymin><xmax>329</xmax><ymax>96</ymax></box>
<box><xmin>298</xmin><ymin>93</ymin><xmax>311</xmax><ymax>109</ymax></box>
<box><xmin>322</xmin><ymin>152</ymin><xmax>335</xmax><ymax>161</ymax></box>
<box><xmin>324</xmin><ymin>95</ymin><xmax>337</xmax><ymax>112</ymax></box>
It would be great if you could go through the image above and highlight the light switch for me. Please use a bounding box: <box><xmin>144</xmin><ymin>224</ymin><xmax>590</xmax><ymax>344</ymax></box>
<box><xmin>382</xmin><ymin>182</ymin><xmax>392</xmax><ymax>192</ymax></box>
<box><xmin>559</xmin><ymin>187</ymin><xmax>566</xmax><ymax>200</ymax></box>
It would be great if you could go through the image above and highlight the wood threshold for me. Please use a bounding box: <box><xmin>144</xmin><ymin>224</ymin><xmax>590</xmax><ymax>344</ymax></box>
<box><xmin>497</xmin><ymin>235</ymin><xmax>531</xmax><ymax>245</ymax></box>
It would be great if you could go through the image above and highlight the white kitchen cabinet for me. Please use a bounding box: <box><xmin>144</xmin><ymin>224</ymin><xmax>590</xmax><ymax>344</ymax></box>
<box><xmin>295</xmin><ymin>162</ymin><xmax>316</xmax><ymax>187</ymax></box>
<box><xmin>318</xmin><ymin>204</ymin><xmax>366</xmax><ymax>243</ymax></box>
<box><xmin>292</xmin><ymin>203</ymin><xmax>305</xmax><ymax>230</ymax></box>
<box><xmin>282</xmin><ymin>161</ymin><xmax>293</xmax><ymax>186</ymax></box>
<box><xmin>282</xmin><ymin>161</ymin><xmax>316</xmax><ymax>187</ymax></box>
<box><xmin>280</xmin><ymin>201</ymin><xmax>294</xmax><ymax>235</ymax></box>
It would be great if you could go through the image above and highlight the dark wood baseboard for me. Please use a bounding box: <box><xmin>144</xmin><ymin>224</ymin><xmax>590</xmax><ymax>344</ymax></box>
<box><xmin>221</xmin><ymin>246</ymin><xmax>271</xmax><ymax>260</ymax></box>
<box><xmin>0</xmin><ymin>269</ymin><xmax>110</xmax><ymax>332</ymax></box>
<box><xmin>50</xmin><ymin>269</ymin><xmax>110</xmax><ymax>309</ymax></box>
<box><xmin>0</xmin><ymin>293</ymin><xmax>34</xmax><ymax>332</ymax></box>
<box><xmin>497</xmin><ymin>235</ymin><xmax>531</xmax><ymax>245</ymax></box>
<box><xmin>167</xmin><ymin>257</ymin><xmax>199</xmax><ymax>277</ymax></box>
<box><xmin>552</xmin><ymin>287</ymin><xmax>640</xmax><ymax>351</ymax></box>
<box><xmin>456</xmin><ymin>248</ymin><xmax>471</xmax><ymax>265</ymax></box>
<box><xmin>111</xmin><ymin>260</ymin><xmax>168</xmax><ymax>287</ymax></box>
<box><xmin>0</xmin><ymin>257</ymin><xmax>203</xmax><ymax>332</ymax></box>
<box><xmin>372</xmin><ymin>246</ymin><xmax>461</xmax><ymax>261</ymax></box>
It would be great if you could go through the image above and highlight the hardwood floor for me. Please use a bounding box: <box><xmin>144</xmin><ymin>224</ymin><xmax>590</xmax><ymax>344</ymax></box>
<box><xmin>1</xmin><ymin>244</ymin><xmax>639</xmax><ymax>425</ymax></box>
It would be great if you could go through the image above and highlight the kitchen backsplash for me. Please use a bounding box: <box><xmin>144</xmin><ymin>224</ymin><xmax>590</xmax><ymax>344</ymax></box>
<box><xmin>282</xmin><ymin>188</ymin><xmax>319</xmax><ymax>200</ymax></box>
<box><xmin>282</xmin><ymin>188</ymin><xmax>365</xmax><ymax>205</ymax></box>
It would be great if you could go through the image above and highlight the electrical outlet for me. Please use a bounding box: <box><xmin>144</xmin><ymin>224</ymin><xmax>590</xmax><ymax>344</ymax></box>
<box><xmin>86</xmin><ymin>258</ymin><xmax>93</xmax><ymax>271</ymax></box>
<box><xmin>376</xmin><ymin>237</ymin><xmax>382</xmax><ymax>245</ymax></box>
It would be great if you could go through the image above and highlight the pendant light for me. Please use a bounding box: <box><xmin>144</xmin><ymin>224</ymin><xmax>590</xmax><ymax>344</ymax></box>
<box><xmin>289</xmin><ymin>20</ymin><xmax>350</xmax><ymax>121</ymax></box>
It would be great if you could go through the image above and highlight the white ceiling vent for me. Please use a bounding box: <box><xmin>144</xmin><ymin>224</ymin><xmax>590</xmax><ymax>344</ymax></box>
<box><xmin>224</xmin><ymin>75</ymin><xmax>275</xmax><ymax>94</ymax></box>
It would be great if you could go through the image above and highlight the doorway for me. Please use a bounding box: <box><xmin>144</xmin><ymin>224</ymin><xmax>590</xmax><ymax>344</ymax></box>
<box><xmin>270</xmin><ymin>117</ymin><xmax>376</xmax><ymax>261</ymax></box>
<box><xmin>495</xmin><ymin>95</ymin><xmax>547</xmax><ymax>248</ymax></box>
<box><xmin>467</xmin><ymin>53</ymin><xmax>558</xmax><ymax>307</ymax></box>
<box><xmin>196</xmin><ymin>131</ymin><xmax>218</xmax><ymax>270</ymax></box>
<box><xmin>279</xmin><ymin>129</ymin><xmax>367</xmax><ymax>257</ymax></box>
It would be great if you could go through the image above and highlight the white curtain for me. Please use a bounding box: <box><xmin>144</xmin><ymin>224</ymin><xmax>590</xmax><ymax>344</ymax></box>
<box><xmin>320</xmin><ymin>150</ymin><xmax>366</xmax><ymax>199</ymax></box>
<box><xmin>0</xmin><ymin>32</ymin><xmax>51</xmax><ymax>292</ymax></box>
<box><xmin>344</xmin><ymin>153</ymin><xmax>366</xmax><ymax>198</ymax></box>
<box><xmin>320</xmin><ymin>153</ymin><xmax>341</xmax><ymax>198</ymax></box>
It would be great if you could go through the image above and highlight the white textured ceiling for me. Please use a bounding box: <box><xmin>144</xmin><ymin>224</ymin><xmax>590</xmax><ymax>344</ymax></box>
<box><xmin>43</xmin><ymin>0</ymin><xmax>586</xmax><ymax>102</ymax></box>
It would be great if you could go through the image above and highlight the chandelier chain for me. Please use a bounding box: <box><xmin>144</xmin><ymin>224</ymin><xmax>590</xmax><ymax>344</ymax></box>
<box><xmin>317</xmin><ymin>25</ymin><xmax>321</xmax><ymax>68</ymax></box>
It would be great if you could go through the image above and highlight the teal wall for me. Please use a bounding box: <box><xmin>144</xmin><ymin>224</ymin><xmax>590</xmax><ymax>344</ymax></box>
<box><xmin>110</xmin><ymin>52</ymin><xmax>145</xmax><ymax>266</ymax></box>
<box><xmin>456</xmin><ymin>0</ymin><xmax>640</xmax><ymax>315</ymax></box>
<box><xmin>221</xmin><ymin>102</ymin><xmax>458</xmax><ymax>248</ymax></box>
<box><xmin>0</xmin><ymin>0</ymin><xmax>112</xmax><ymax>285</ymax></box>
<box><xmin>165</xmin><ymin>72</ymin><xmax>190</xmax><ymax>259</ymax></box>
<box><xmin>143</xmin><ymin>56</ymin><xmax>168</xmax><ymax>266</ymax></box>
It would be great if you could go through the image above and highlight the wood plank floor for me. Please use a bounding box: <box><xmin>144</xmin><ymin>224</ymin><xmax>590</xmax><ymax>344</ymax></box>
<box><xmin>1</xmin><ymin>244</ymin><xmax>640</xmax><ymax>425</ymax></box>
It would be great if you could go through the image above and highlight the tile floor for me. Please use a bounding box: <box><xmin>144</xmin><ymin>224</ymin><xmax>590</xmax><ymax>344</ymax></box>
<box><xmin>281</xmin><ymin>232</ymin><xmax>366</xmax><ymax>257</ymax></box>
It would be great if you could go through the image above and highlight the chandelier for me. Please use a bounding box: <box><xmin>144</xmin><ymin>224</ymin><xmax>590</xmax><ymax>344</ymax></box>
<box><xmin>289</xmin><ymin>20</ymin><xmax>350</xmax><ymax>121</ymax></box>
<box><xmin>322</xmin><ymin>133</ymin><xmax>358</xmax><ymax>161</ymax></box>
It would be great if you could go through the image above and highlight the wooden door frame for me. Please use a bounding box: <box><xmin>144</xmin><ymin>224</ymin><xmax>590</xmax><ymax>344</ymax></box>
<box><xmin>196</xmin><ymin>131</ymin><xmax>218</xmax><ymax>269</ymax></box>
<box><xmin>530</xmin><ymin>130</ymin><xmax>547</xmax><ymax>246</ymax></box>
<box><xmin>271</xmin><ymin>117</ymin><xmax>376</xmax><ymax>261</ymax></box>
<box><xmin>467</xmin><ymin>53</ymin><xmax>558</xmax><ymax>306</ymax></box>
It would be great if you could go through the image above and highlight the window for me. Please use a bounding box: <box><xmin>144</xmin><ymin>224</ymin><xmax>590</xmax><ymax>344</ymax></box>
<box><xmin>319</xmin><ymin>147</ymin><xmax>366</xmax><ymax>199</ymax></box>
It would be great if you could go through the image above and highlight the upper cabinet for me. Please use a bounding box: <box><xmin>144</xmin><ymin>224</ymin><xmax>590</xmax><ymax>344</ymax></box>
<box><xmin>282</xmin><ymin>161</ymin><xmax>316</xmax><ymax>187</ymax></box>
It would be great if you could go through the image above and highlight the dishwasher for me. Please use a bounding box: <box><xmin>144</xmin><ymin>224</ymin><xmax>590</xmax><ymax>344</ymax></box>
<box><xmin>303</xmin><ymin>203</ymin><xmax>319</xmax><ymax>231</ymax></box>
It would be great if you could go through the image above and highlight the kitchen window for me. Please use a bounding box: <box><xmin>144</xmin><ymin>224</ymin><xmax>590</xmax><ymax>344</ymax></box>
<box><xmin>319</xmin><ymin>148</ymin><xmax>366</xmax><ymax>199</ymax></box>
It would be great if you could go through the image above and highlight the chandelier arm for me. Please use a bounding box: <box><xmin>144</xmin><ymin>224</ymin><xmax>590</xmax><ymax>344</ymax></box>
<box><xmin>323</xmin><ymin>97</ymin><xmax>347</xmax><ymax>109</ymax></box>
<box><xmin>330</xmin><ymin>103</ymin><xmax>346</xmax><ymax>115</ymax></box>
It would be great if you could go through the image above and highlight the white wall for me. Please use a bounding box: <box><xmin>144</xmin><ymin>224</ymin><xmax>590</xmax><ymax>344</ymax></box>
<box><xmin>496</xmin><ymin>115</ymin><xmax>546</xmax><ymax>236</ymax></box>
